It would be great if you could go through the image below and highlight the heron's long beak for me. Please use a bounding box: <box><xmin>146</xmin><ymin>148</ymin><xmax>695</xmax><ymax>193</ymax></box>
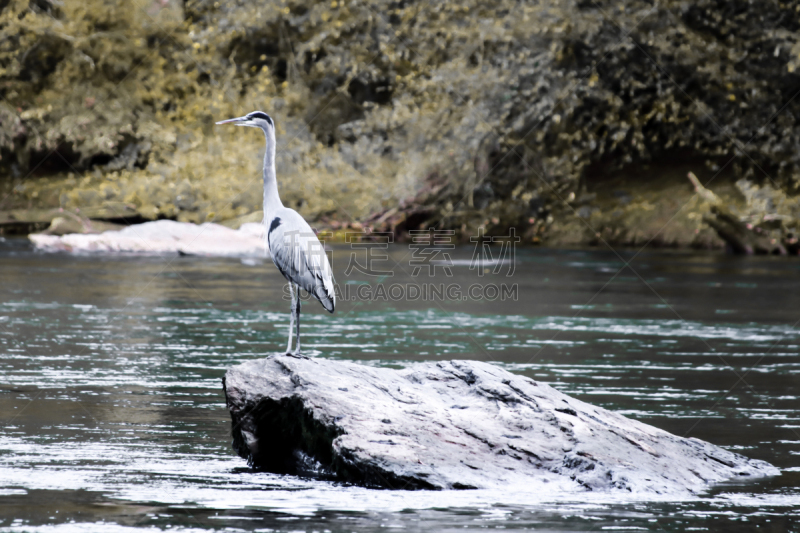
<box><xmin>215</xmin><ymin>116</ymin><xmax>248</xmax><ymax>125</ymax></box>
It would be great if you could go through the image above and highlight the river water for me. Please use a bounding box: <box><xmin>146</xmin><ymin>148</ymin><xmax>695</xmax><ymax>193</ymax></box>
<box><xmin>0</xmin><ymin>238</ymin><xmax>798</xmax><ymax>532</ymax></box>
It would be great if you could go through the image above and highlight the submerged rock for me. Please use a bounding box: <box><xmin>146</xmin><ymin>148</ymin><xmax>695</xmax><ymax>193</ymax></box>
<box><xmin>29</xmin><ymin>219</ymin><xmax>267</xmax><ymax>257</ymax></box>
<box><xmin>223</xmin><ymin>356</ymin><xmax>778</xmax><ymax>494</ymax></box>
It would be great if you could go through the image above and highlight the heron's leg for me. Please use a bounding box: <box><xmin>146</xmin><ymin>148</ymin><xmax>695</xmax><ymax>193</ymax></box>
<box><xmin>294</xmin><ymin>284</ymin><xmax>302</xmax><ymax>355</ymax></box>
<box><xmin>286</xmin><ymin>282</ymin><xmax>295</xmax><ymax>354</ymax></box>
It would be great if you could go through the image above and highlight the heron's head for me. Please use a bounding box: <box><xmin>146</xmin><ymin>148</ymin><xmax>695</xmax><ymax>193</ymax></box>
<box><xmin>216</xmin><ymin>111</ymin><xmax>274</xmax><ymax>131</ymax></box>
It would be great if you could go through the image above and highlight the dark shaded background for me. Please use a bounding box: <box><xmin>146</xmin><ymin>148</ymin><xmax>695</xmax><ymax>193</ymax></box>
<box><xmin>0</xmin><ymin>0</ymin><xmax>798</xmax><ymax>248</ymax></box>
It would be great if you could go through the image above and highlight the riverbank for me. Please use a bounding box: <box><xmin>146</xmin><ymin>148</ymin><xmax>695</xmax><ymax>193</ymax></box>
<box><xmin>2</xmin><ymin>1</ymin><xmax>798</xmax><ymax>249</ymax></box>
<box><xmin>16</xmin><ymin>168</ymin><xmax>800</xmax><ymax>255</ymax></box>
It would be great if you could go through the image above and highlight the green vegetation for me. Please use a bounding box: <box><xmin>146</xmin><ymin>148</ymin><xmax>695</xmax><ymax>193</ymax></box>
<box><xmin>1</xmin><ymin>0</ymin><xmax>798</xmax><ymax>246</ymax></box>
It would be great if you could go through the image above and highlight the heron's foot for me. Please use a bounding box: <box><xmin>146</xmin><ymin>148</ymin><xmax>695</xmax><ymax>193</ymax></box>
<box><xmin>285</xmin><ymin>350</ymin><xmax>309</xmax><ymax>359</ymax></box>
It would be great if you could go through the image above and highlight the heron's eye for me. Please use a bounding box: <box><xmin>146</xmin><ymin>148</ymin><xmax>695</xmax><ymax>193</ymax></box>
<box><xmin>246</xmin><ymin>112</ymin><xmax>273</xmax><ymax>127</ymax></box>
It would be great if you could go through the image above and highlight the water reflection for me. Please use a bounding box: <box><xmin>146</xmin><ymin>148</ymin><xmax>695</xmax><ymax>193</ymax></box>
<box><xmin>0</xmin><ymin>239</ymin><xmax>798</xmax><ymax>531</ymax></box>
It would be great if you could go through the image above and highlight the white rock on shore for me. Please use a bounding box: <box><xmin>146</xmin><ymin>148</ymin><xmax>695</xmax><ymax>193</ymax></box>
<box><xmin>29</xmin><ymin>220</ymin><xmax>268</xmax><ymax>257</ymax></box>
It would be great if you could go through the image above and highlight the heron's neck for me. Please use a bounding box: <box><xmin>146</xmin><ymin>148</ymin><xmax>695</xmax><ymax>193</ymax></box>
<box><xmin>262</xmin><ymin>129</ymin><xmax>283</xmax><ymax>217</ymax></box>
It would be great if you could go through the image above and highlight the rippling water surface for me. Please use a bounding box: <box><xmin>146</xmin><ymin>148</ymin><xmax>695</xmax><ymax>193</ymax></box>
<box><xmin>1</xmin><ymin>239</ymin><xmax>798</xmax><ymax>532</ymax></box>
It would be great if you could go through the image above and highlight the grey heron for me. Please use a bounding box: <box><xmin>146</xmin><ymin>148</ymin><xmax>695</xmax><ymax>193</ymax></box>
<box><xmin>216</xmin><ymin>111</ymin><xmax>335</xmax><ymax>356</ymax></box>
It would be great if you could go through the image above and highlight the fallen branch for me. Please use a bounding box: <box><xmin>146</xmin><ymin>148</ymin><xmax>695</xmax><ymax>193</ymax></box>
<box><xmin>688</xmin><ymin>172</ymin><xmax>789</xmax><ymax>255</ymax></box>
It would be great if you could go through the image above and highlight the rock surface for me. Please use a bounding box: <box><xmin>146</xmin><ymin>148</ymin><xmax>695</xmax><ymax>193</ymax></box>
<box><xmin>223</xmin><ymin>356</ymin><xmax>778</xmax><ymax>494</ymax></box>
<box><xmin>30</xmin><ymin>220</ymin><xmax>267</xmax><ymax>257</ymax></box>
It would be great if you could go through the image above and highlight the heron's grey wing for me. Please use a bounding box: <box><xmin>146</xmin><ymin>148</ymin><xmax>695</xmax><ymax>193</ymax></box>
<box><xmin>267</xmin><ymin>211</ymin><xmax>336</xmax><ymax>312</ymax></box>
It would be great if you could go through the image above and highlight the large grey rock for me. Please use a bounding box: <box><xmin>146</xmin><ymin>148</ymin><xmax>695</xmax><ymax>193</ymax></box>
<box><xmin>223</xmin><ymin>356</ymin><xmax>778</xmax><ymax>494</ymax></box>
